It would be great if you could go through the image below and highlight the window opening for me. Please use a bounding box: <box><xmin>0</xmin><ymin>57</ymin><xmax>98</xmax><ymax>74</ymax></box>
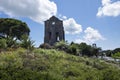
<box><xmin>56</xmin><ymin>32</ymin><xmax>60</xmax><ymax>41</ymax></box>
<box><xmin>49</xmin><ymin>32</ymin><xmax>51</xmax><ymax>40</ymax></box>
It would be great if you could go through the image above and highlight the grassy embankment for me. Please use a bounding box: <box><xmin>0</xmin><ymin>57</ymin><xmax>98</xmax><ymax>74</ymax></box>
<box><xmin>0</xmin><ymin>48</ymin><xmax>120</xmax><ymax>80</ymax></box>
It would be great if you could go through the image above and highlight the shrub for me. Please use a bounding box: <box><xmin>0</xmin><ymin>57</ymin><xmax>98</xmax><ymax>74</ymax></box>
<box><xmin>0</xmin><ymin>39</ymin><xmax>7</xmax><ymax>48</ymax></box>
<box><xmin>39</xmin><ymin>43</ymin><xmax>52</xmax><ymax>49</ymax></box>
<box><xmin>20</xmin><ymin>35</ymin><xmax>35</xmax><ymax>51</ymax></box>
<box><xmin>112</xmin><ymin>52</ymin><xmax>120</xmax><ymax>59</ymax></box>
<box><xmin>0</xmin><ymin>39</ymin><xmax>7</xmax><ymax>52</ymax></box>
<box><xmin>54</xmin><ymin>41</ymin><xmax>69</xmax><ymax>51</ymax></box>
<box><xmin>102</xmin><ymin>69</ymin><xmax>120</xmax><ymax>80</ymax></box>
<box><xmin>67</xmin><ymin>43</ymin><xmax>79</xmax><ymax>55</ymax></box>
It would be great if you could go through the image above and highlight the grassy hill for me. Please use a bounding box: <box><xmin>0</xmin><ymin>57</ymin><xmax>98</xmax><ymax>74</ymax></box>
<box><xmin>0</xmin><ymin>48</ymin><xmax>120</xmax><ymax>80</ymax></box>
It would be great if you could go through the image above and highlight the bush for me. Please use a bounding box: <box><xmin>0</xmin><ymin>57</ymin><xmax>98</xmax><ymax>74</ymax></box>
<box><xmin>102</xmin><ymin>69</ymin><xmax>120</xmax><ymax>80</ymax></box>
<box><xmin>0</xmin><ymin>49</ymin><xmax>120</xmax><ymax>80</ymax></box>
<box><xmin>20</xmin><ymin>35</ymin><xmax>35</xmax><ymax>51</ymax></box>
<box><xmin>54</xmin><ymin>41</ymin><xmax>69</xmax><ymax>51</ymax></box>
<box><xmin>39</xmin><ymin>43</ymin><xmax>52</xmax><ymax>49</ymax></box>
<box><xmin>67</xmin><ymin>43</ymin><xmax>79</xmax><ymax>55</ymax></box>
<box><xmin>112</xmin><ymin>52</ymin><xmax>120</xmax><ymax>59</ymax></box>
<box><xmin>0</xmin><ymin>39</ymin><xmax>7</xmax><ymax>48</ymax></box>
<box><xmin>0</xmin><ymin>39</ymin><xmax>7</xmax><ymax>52</ymax></box>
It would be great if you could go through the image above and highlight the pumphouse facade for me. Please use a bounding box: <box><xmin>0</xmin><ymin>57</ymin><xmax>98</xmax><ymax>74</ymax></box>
<box><xmin>44</xmin><ymin>16</ymin><xmax>65</xmax><ymax>45</ymax></box>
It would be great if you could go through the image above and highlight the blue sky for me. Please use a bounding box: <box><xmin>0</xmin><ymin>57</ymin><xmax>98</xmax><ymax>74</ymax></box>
<box><xmin>0</xmin><ymin>0</ymin><xmax>120</xmax><ymax>50</ymax></box>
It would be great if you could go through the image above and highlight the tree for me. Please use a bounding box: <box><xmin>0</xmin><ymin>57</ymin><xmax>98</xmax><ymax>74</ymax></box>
<box><xmin>0</xmin><ymin>18</ymin><xmax>30</xmax><ymax>47</ymax></box>
<box><xmin>67</xmin><ymin>42</ymin><xmax>79</xmax><ymax>55</ymax></box>
<box><xmin>92</xmin><ymin>47</ymin><xmax>101</xmax><ymax>57</ymax></box>
<box><xmin>78</xmin><ymin>43</ymin><xmax>92</xmax><ymax>56</ymax></box>
<box><xmin>113</xmin><ymin>48</ymin><xmax>120</xmax><ymax>54</ymax></box>
<box><xmin>0</xmin><ymin>18</ymin><xmax>30</xmax><ymax>40</ymax></box>
<box><xmin>112</xmin><ymin>52</ymin><xmax>120</xmax><ymax>59</ymax></box>
<box><xmin>103</xmin><ymin>50</ymin><xmax>113</xmax><ymax>57</ymax></box>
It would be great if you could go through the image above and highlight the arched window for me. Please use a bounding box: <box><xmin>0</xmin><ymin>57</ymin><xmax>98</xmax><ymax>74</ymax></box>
<box><xmin>56</xmin><ymin>32</ymin><xmax>60</xmax><ymax>41</ymax></box>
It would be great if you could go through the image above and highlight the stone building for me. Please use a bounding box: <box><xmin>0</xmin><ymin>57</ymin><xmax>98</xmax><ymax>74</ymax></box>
<box><xmin>44</xmin><ymin>16</ymin><xmax>65</xmax><ymax>45</ymax></box>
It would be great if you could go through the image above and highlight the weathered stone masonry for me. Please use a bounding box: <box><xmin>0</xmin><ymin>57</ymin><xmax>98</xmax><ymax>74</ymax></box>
<box><xmin>44</xmin><ymin>16</ymin><xmax>65</xmax><ymax>45</ymax></box>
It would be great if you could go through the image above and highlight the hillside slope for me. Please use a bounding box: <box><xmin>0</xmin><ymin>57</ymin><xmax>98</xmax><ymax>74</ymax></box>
<box><xmin>0</xmin><ymin>48</ymin><xmax>120</xmax><ymax>80</ymax></box>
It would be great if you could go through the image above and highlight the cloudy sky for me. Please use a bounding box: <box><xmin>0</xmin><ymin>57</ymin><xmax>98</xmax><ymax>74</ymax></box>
<box><xmin>0</xmin><ymin>0</ymin><xmax>120</xmax><ymax>50</ymax></box>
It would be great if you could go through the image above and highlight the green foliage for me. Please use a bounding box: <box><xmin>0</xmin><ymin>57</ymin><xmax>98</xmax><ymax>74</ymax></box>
<box><xmin>103</xmin><ymin>50</ymin><xmax>113</xmax><ymax>57</ymax></box>
<box><xmin>102</xmin><ymin>69</ymin><xmax>120</xmax><ymax>80</ymax></box>
<box><xmin>6</xmin><ymin>36</ymin><xmax>16</xmax><ymax>47</ymax></box>
<box><xmin>0</xmin><ymin>39</ymin><xmax>7</xmax><ymax>49</ymax></box>
<box><xmin>67</xmin><ymin>43</ymin><xmax>79</xmax><ymax>55</ymax></box>
<box><xmin>0</xmin><ymin>49</ymin><xmax>120</xmax><ymax>80</ymax></box>
<box><xmin>113</xmin><ymin>48</ymin><xmax>120</xmax><ymax>54</ymax></box>
<box><xmin>102</xmin><ymin>48</ymin><xmax>120</xmax><ymax>57</ymax></box>
<box><xmin>78</xmin><ymin>43</ymin><xmax>93</xmax><ymax>56</ymax></box>
<box><xmin>0</xmin><ymin>18</ymin><xmax>30</xmax><ymax>48</ymax></box>
<box><xmin>91</xmin><ymin>47</ymin><xmax>101</xmax><ymax>57</ymax></box>
<box><xmin>0</xmin><ymin>18</ymin><xmax>30</xmax><ymax>40</ymax></box>
<box><xmin>54</xmin><ymin>41</ymin><xmax>69</xmax><ymax>51</ymax></box>
<box><xmin>54</xmin><ymin>42</ymin><xmax>101</xmax><ymax>57</ymax></box>
<box><xmin>20</xmin><ymin>35</ymin><xmax>35</xmax><ymax>51</ymax></box>
<box><xmin>112</xmin><ymin>52</ymin><xmax>120</xmax><ymax>59</ymax></box>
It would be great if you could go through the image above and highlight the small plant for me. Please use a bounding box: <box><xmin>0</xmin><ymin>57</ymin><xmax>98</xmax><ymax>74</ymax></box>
<box><xmin>54</xmin><ymin>40</ymin><xmax>69</xmax><ymax>51</ymax></box>
<box><xmin>0</xmin><ymin>39</ymin><xmax>7</xmax><ymax>52</ymax></box>
<box><xmin>20</xmin><ymin>35</ymin><xmax>35</xmax><ymax>52</ymax></box>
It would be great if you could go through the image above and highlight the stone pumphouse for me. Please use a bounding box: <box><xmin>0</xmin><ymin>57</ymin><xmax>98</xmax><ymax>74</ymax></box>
<box><xmin>44</xmin><ymin>16</ymin><xmax>65</xmax><ymax>45</ymax></box>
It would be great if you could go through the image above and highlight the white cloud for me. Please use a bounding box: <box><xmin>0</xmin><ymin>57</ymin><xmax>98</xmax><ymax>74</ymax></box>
<box><xmin>102</xmin><ymin>0</ymin><xmax>111</xmax><ymax>6</ymax></box>
<box><xmin>62</xmin><ymin>16</ymin><xmax>67</xmax><ymax>20</ymax></box>
<box><xmin>63</xmin><ymin>18</ymin><xmax>82</xmax><ymax>34</ymax></box>
<box><xmin>74</xmin><ymin>39</ymin><xmax>86</xmax><ymax>44</ymax></box>
<box><xmin>74</xmin><ymin>27</ymin><xmax>105</xmax><ymax>44</ymax></box>
<box><xmin>0</xmin><ymin>0</ymin><xmax>57</xmax><ymax>23</ymax></box>
<box><xmin>97</xmin><ymin>0</ymin><xmax>120</xmax><ymax>17</ymax></box>
<box><xmin>84</xmin><ymin>27</ymin><xmax>105</xmax><ymax>42</ymax></box>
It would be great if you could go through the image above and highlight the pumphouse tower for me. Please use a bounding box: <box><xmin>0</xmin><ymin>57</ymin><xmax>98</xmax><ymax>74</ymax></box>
<box><xmin>44</xmin><ymin>16</ymin><xmax>65</xmax><ymax>45</ymax></box>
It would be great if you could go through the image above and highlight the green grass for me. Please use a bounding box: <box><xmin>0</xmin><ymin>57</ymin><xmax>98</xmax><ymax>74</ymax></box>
<box><xmin>0</xmin><ymin>48</ymin><xmax>120</xmax><ymax>80</ymax></box>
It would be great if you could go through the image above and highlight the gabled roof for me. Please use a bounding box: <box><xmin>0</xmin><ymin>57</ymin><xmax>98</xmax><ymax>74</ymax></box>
<box><xmin>45</xmin><ymin>16</ymin><xmax>62</xmax><ymax>22</ymax></box>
